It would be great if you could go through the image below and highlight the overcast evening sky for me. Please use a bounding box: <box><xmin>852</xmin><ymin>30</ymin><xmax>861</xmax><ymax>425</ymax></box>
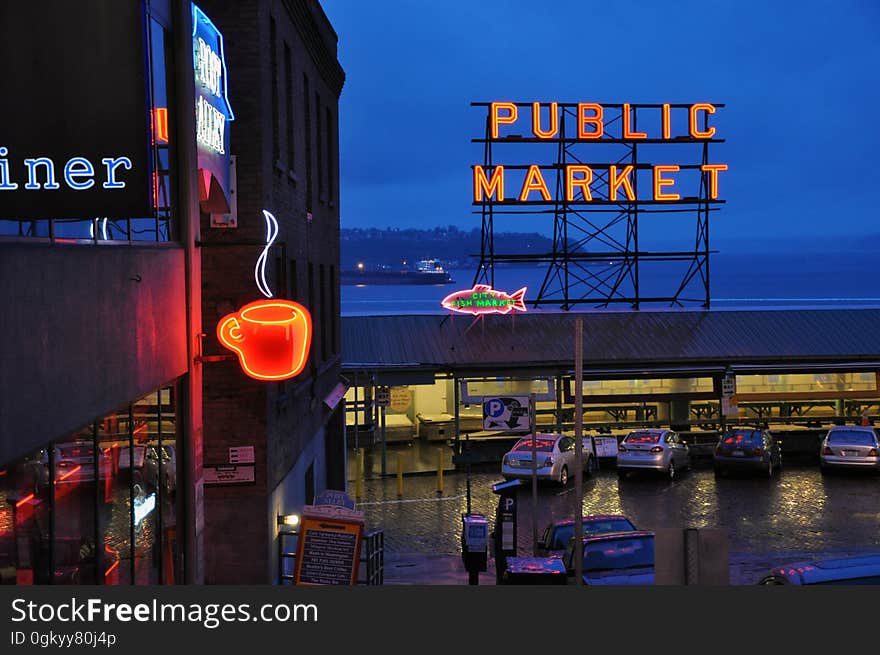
<box><xmin>322</xmin><ymin>0</ymin><xmax>880</xmax><ymax>247</ymax></box>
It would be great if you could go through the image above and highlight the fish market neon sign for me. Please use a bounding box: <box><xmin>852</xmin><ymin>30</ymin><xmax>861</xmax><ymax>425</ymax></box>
<box><xmin>442</xmin><ymin>285</ymin><xmax>527</xmax><ymax>316</ymax></box>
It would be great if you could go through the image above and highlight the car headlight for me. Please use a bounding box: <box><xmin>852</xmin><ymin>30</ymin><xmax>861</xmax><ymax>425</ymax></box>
<box><xmin>543</xmin><ymin>457</ymin><xmax>553</xmax><ymax>467</ymax></box>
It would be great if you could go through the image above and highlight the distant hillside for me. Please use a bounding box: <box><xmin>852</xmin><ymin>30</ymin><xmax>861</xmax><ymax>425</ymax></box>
<box><xmin>340</xmin><ymin>226</ymin><xmax>554</xmax><ymax>270</ymax></box>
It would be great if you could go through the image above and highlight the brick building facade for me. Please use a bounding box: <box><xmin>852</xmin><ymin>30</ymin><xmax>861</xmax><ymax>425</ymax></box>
<box><xmin>196</xmin><ymin>0</ymin><xmax>345</xmax><ymax>583</ymax></box>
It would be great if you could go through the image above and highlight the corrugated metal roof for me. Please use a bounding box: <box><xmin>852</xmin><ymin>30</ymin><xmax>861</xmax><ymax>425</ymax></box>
<box><xmin>342</xmin><ymin>308</ymin><xmax>880</xmax><ymax>373</ymax></box>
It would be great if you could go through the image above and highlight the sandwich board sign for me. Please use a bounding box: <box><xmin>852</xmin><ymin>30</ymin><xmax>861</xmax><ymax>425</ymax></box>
<box><xmin>293</xmin><ymin>503</ymin><xmax>365</xmax><ymax>586</ymax></box>
<box><xmin>482</xmin><ymin>396</ymin><xmax>531</xmax><ymax>431</ymax></box>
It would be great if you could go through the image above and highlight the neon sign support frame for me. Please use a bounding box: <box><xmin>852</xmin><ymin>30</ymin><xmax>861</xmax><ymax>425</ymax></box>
<box><xmin>471</xmin><ymin>102</ymin><xmax>725</xmax><ymax>309</ymax></box>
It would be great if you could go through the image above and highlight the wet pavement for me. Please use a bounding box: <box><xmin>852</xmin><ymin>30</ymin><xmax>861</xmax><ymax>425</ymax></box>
<box><xmin>353</xmin><ymin>463</ymin><xmax>880</xmax><ymax>585</ymax></box>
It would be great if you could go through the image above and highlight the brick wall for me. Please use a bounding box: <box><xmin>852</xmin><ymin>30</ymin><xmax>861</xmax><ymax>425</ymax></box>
<box><xmin>197</xmin><ymin>0</ymin><xmax>344</xmax><ymax>583</ymax></box>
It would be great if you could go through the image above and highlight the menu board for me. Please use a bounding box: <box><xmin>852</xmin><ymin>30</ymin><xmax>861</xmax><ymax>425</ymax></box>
<box><xmin>293</xmin><ymin>505</ymin><xmax>365</xmax><ymax>586</ymax></box>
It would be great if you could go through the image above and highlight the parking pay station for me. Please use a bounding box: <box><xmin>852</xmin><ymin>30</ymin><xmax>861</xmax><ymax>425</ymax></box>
<box><xmin>461</xmin><ymin>513</ymin><xmax>488</xmax><ymax>584</ymax></box>
<box><xmin>491</xmin><ymin>478</ymin><xmax>523</xmax><ymax>583</ymax></box>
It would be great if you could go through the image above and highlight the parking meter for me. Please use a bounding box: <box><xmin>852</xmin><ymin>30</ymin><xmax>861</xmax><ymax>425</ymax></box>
<box><xmin>461</xmin><ymin>513</ymin><xmax>488</xmax><ymax>584</ymax></box>
<box><xmin>491</xmin><ymin>479</ymin><xmax>524</xmax><ymax>583</ymax></box>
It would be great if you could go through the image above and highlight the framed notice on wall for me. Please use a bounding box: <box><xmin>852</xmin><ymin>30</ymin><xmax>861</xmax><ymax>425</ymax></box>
<box><xmin>293</xmin><ymin>505</ymin><xmax>365</xmax><ymax>586</ymax></box>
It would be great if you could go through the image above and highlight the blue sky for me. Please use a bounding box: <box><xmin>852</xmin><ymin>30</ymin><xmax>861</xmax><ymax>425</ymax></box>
<box><xmin>322</xmin><ymin>0</ymin><xmax>880</xmax><ymax>244</ymax></box>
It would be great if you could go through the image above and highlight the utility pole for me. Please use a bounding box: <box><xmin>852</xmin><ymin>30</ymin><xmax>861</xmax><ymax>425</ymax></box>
<box><xmin>574</xmin><ymin>317</ymin><xmax>584</xmax><ymax>585</ymax></box>
<box><xmin>530</xmin><ymin>393</ymin><xmax>538</xmax><ymax>556</ymax></box>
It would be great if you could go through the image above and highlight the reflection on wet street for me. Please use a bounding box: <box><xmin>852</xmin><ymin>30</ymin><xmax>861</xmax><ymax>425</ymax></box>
<box><xmin>357</xmin><ymin>465</ymin><xmax>880</xmax><ymax>582</ymax></box>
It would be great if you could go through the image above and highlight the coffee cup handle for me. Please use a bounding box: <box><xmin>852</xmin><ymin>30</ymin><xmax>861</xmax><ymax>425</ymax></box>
<box><xmin>218</xmin><ymin>315</ymin><xmax>245</xmax><ymax>350</ymax></box>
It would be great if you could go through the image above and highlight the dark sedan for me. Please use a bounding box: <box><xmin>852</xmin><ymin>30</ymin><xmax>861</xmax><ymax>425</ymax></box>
<box><xmin>563</xmin><ymin>531</ymin><xmax>655</xmax><ymax>585</ymax></box>
<box><xmin>714</xmin><ymin>429</ymin><xmax>782</xmax><ymax>477</ymax></box>
<box><xmin>538</xmin><ymin>515</ymin><xmax>637</xmax><ymax>556</ymax></box>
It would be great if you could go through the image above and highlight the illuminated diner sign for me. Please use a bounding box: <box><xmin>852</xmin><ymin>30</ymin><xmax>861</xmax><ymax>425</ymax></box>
<box><xmin>473</xmin><ymin>102</ymin><xmax>727</xmax><ymax>204</ymax></box>
<box><xmin>0</xmin><ymin>1</ymin><xmax>152</xmax><ymax>219</ymax></box>
<box><xmin>217</xmin><ymin>210</ymin><xmax>313</xmax><ymax>381</ymax></box>
<box><xmin>442</xmin><ymin>285</ymin><xmax>527</xmax><ymax>316</ymax></box>
<box><xmin>193</xmin><ymin>4</ymin><xmax>234</xmax><ymax>155</ymax></box>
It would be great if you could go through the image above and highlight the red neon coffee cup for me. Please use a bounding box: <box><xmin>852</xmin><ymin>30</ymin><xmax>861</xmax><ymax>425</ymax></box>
<box><xmin>217</xmin><ymin>299</ymin><xmax>313</xmax><ymax>381</ymax></box>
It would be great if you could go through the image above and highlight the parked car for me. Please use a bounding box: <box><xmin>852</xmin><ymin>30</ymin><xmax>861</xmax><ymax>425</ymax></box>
<box><xmin>714</xmin><ymin>428</ymin><xmax>782</xmax><ymax>477</ymax></box>
<box><xmin>617</xmin><ymin>429</ymin><xmax>690</xmax><ymax>480</ymax></box>
<box><xmin>538</xmin><ymin>515</ymin><xmax>638</xmax><ymax>556</ymax></box>
<box><xmin>820</xmin><ymin>425</ymin><xmax>880</xmax><ymax>473</ymax></box>
<box><xmin>144</xmin><ymin>444</ymin><xmax>177</xmax><ymax>496</ymax></box>
<box><xmin>758</xmin><ymin>554</ymin><xmax>880</xmax><ymax>585</ymax></box>
<box><xmin>563</xmin><ymin>531</ymin><xmax>655</xmax><ymax>585</ymax></box>
<box><xmin>501</xmin><ymin>556</ymin><xmax>568</xmax><ymax>585</ymax></box>
<box><xmin>501</xmin><ymin>433</ymin><xmax>596</xmax><ymax>486</ymax></box>
<box><xmin>43</xmin><ymin>441</ymin><xmax>111</xmax><ymax>486</ymax></box>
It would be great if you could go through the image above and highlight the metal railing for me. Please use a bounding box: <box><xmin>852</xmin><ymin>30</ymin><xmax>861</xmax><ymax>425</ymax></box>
<box><xmin>360</xmin><ymin>530</ymin><xmax>384</xmax><ymax>586</ymax></box>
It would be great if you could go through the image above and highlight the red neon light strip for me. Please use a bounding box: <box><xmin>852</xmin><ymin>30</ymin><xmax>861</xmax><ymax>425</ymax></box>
<box><xmin>16</xmin><ymin>493</ymin><xmax>35</xmax><ymax>508</ymax></box>
<box><xmin>56</xmin><ymin>465</ymin><xmax>82</xmax><ymax>483</ymax></box>
<box><xmin>104</xmin><ymin>560</ymin><xmax>120</xmax><ymax>578</ymax></box>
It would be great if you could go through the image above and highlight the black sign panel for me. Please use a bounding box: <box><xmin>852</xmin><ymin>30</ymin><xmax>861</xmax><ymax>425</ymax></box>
<box><xmin>0</xmin><ymin>1</ymin><xmax>152</xmax><ymax>219</ymax></box>
<box><xmin>296</xmin><ymin>521</ymin><xmax>360</xmax><ymax>585</ymax></box>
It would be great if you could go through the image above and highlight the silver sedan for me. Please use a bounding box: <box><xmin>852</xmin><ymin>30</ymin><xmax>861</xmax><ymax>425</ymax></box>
<box><xmin>617</xmin><ymin>429</ymin><xmax>690</xmax><ymax>480</ymax></box>
<box><xmin>820</xmin><ymin>425</ymin><xmax>880</xmax><ymax>473</ymax></box>
<box><xmin>501</xmin><ymin>433</ymin><xmax>595</xmax><ymax>486</ymax></box>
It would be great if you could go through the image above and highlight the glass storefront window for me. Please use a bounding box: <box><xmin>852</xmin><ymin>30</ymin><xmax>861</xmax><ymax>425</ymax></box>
<box><xmin>0</xmin><ymin>384</ymin><xmax>180</xmax><ymax>586</ymax></box>
<box><xmin>0</xmin><ymin>448</ymin><xmax>50</xmax><ymax>585</ymax></box>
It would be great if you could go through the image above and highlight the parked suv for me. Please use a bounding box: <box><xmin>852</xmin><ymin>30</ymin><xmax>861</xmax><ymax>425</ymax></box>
<box><xmin>820</xmin><ymin>425</ymin><xmax>880</xmax><ymax>473</ymax></box>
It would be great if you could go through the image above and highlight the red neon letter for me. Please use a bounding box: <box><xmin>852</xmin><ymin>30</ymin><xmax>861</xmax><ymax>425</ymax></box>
<box><xmin>490</xmin><ymin>102</ymin><xmax>518</xmax><ymax>139</ymax></box>
<box><xmin>473</xmin><ymin>165</ymin><xmax>505</xmax><ymax>202</ymax></box>
<box><xmin>154</xmin><ymin>107</ymin><xmax>169</xmax><ymax>144</ymax></box>
<box><xmin>701</xmin><ymin>163</ymin><xmax>728</xmax><ymax>199</ymax></box>
<box><xmin>566</xmin><ymin>165</ymin><xmax>593</xmax><ymax>201</ymax></box>
<box><xmin>661</xmin><ymin>104</ymin><xmax>671</xmax><ymax>140</ymax></box>
<box><xmin>689</xmin><ymin>103</ymin><xmax>716</xmax><ymax>138</ymax></box>
<box><xmin>609</xmin><ymin>165</ymin><xmax>636</xmax><ymax>201</ymax></box>
<box><xmin>519</xmin><ymin>165</ymin><xmax>551</xmax><ymax>202</ymax></box>
<box><xmin>532</xmin><ymin>102</ymin><xmax>559</xmax><ymax>139</ymax></box>
<box><xmin>653</xmin><ymin>165</ymin><xmax>680</xmax><ymax>201</ymax></box>
<box><xmin>577</xmin><ymin>103</ymin><xmax>603</xmax><ymax>139</ymax></box>
<box><xmin>622</xmin><ymin>103</ymin><xmax>647</xmax><ymax>139</ymax></box>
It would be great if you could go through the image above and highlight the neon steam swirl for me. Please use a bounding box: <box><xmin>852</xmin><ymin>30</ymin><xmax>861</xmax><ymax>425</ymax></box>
<box><xmin>255</xmin><ymin>209</ymin><xmax>279</xmax><ymax>298</ymax></box>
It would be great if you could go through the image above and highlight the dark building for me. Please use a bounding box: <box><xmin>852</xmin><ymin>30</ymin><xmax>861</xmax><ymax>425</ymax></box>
<box><xmin>0</xmin><ymin>0</ymin><xmax>205</xmax><ymax>584</ymax></box>
<box><xmin>195</xmin><ymin>0</ymin><xmax>345</xmax><ymax>583</ymax></box>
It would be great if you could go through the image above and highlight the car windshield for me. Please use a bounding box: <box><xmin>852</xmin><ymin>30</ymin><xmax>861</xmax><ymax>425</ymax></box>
<box><xmin>513</xmin><ymin>439</ymin><xmax>555</xmax><ymax>453</ymax></box>
<box><xmin>624</xmin><ymin>432</ymin><xmax>660</xmax><ymax>444</ymax></box>
<box><xmin>827</xmin><ymin>430</ymin><xmax>877</xmax><ymax>445</ymax></box>
<box><xmin>721</xmin><ymin>430</ymin><xmax>761</xmax><ymax>445</ymax></box>
<box><xmin>582</xmin><ymin>536</ymin><xmax>654</xmax><ymax>571</ymax></box>
<box><xmin>552</xmin><ymin>519</ymin><xmax>635</xmax><ymax>549</ymax></box>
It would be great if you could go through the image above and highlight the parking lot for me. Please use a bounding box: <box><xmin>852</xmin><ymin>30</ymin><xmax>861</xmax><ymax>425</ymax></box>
<box><xmin>355</xmin><ymin>463</ymin><xmax>880</xmax><ymax>584</ymax></box>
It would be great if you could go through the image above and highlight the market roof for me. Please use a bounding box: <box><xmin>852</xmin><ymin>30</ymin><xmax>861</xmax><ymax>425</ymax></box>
<box><xmin>341</xmin><ymin>308</ymin><xmax>880</xmax><ymax>374</ymax></box>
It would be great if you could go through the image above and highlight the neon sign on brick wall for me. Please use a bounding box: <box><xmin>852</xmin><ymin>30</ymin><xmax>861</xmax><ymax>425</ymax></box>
<box><xmin>192</xmin><ymin>4</ymin><xmax>234</xmax><ymax>155</ymax></box>
<box><xmin>217</xmin><ymin>210</ymin><xmax>313</xmax><ymax>381</ymax></box>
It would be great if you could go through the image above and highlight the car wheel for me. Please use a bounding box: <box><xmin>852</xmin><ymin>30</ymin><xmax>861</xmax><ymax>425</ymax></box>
<box><xmin>667</xmin><ymin>460</ymin><xmax>676</xmax><ymax>480</ymax></box>
<box><xmin>559</xmin><ymin>465</ymin><xmax>569</xmax><ymax>487</ymax></box>
<box><xmin>766</xmin><ymin>459</ymin><xmax>774</xmax><ymax>478</ymax></box>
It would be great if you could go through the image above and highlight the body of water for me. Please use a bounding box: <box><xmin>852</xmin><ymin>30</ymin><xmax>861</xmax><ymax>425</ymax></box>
<box><xmin>342</xmin><ymin>252</ymin><xmax>880</xmax><ymax>315</ymax></box>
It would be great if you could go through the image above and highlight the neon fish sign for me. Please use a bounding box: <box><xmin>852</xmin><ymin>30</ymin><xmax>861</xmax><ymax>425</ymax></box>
<box><xmin>441</xmin><ymin>285</ymin><xmax>527</xmax><ymax>316</ymax></box>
